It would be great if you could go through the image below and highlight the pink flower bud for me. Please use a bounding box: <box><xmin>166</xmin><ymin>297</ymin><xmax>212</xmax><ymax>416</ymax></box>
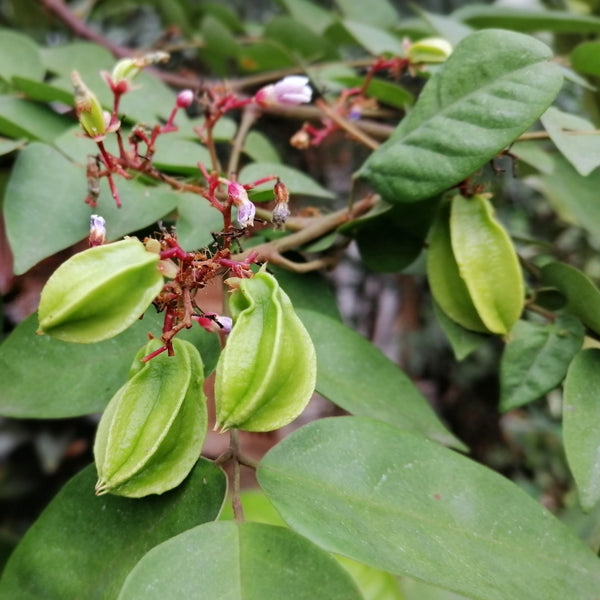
<box><xmin>227</xmin><ymin>181</ymin><xmax>255</xmax><ymax>228</ymax></box>
<box><xmin>88</xmin><ymin>214</ymin><xmax>106</xmax><ymax>246</ymax></box>
<box><xmin>176</xmin><ymin>89</ymin><xmax>195</xmax><ymax>109</ymax></box>
<box><xmin>253</xmin><ymin>76</ymin><xmax>312</xmax><ymax>107</ymax></box>
<box><xmin>194</xmin><ymin>313</ymin><xmax>232</xmax><ymax>334</ymax></box>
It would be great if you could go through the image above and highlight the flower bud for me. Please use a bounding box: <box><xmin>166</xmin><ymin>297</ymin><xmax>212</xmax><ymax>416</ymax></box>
<box><xmin>193</xmin><ymin>313</ymin><xmax>233</xmax><ymax>334</ymax></box>
<box><xmin>253</xmin><ymin>76</ymin><xmax>312</xmax><ymax>107</ymax></box>
<box><xmin>94</xmin><ymin>338</ymin><xmax>208</xmax><ymax>497</ymax></box>
<box><xmin>228</xmin><ymin>181</ymin><xmax>256</xmax><ymax>228</ymax></box>
<box><xmin>272</xmin><ymin>180</ymin><xmax>291</xmax><ymax>229</ymax></box>
<box><xmin>110</xmin><ymin>51</ymin><xmax>170</xmax><ymax>84</ymax></box>
<box><xmin>176</xmin><ymin>89</ymin><xmax>195</xmax><ymax>109</ymax></box>
<box><xmin>37</xmin><ymin>238</ymin><xmax>164</xmax><ymax>343</ymax></box>
<box><xmin>215</xmin><ymin>271</ymin><xmax>316</xmax><ymax>432</ymax></box>
<box><xmin>406</xmin><ymin>37</ymin><xmax>452</xmax><ymax>64</ymax></box>
<box><xmin>88</xmin><ymin>214</ymin><xmax>106</xmax><ymax>247</ymax></box>
<box><xmin>71</xmin><ymin>71</ymin><xmax>107</xmax><ymax>139</ymax></box>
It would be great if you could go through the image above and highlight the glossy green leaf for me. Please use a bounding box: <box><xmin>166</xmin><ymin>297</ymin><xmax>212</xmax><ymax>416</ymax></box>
<box><xmin>358</xmin><ymin>29</ymin><xmax>563</xmax><ymax>203</ymax></box>
<box><xmin>540</xmin><ymin>107</ymin><xmax>600</xmax><ymax>176</ymax></box>
<box><xmin>433</xmin><ymin>300</ymin><xmax>488</xmax><ymax>361</ymax></box>
<box><xmin>239</xmin><ymin>162</ymin><xmax>334</xmax><ymax>199</ymax></box>
<box><xmin>500</xmin><ymin>314</ymin><xmax>584</xmax><ymax>412</ymax></box>
<box><xmin>564</xmin><ymin>349</ymin><xmax>600</xmax><ymax>511</ymax></box>
<box><xmin>117</xmin><ymin>521</ymin><xmax>362</xmax><ymax>600</ymax></box>
<box><xmin>426</xmin><ymin>201</ymin><xmax>488</xmax><ymax>333</ymax></box>
<box><xmin>541</xmin><ymin>262</ymin><xmax>600</xmax><ymax>336</ymax></box>
<box><xmin>297</xmin><ymin>308</ymin><xmax>464</xmax><ymax>449</ymax></box>
<box><xmin>0</xmin><ymin>310</ymin><xmax>220</xmax><ymax>418</ymax></box>
<box><xmin>0</xmin><ymin>96</ymin><xmax>70</xmax><ymax>143</ymax></box>
<box><xmin>0</xmin><ymin>460</ymin><xmax>226</xmax><ymax>600</ymax></box>
<box><xmin>258</xmin><ymin>417</ymin><xmax>600</xmax><ymax>600</ymax></box>
<box><xmin>334</xmin><ymin>0</ymin><xmax>398</xmax><ymax>29</ymax></box>
<box><xmin>342</xmin><ymin>20</ymin><xmax>405</xmax><ymax>56</ymax></box>
<box><xmin>4</xmin><ymin>143</ymin><xmax>179</xmax><ymax>274</ymax></box>
<box><xmin>571</xmin><ymin>41</ymin><xmax>600</xmax><ymax>77</ymax></box>
<box><xmin>0</xmin><ymin>29</ymin><xmax>44</xmax><ymax>83</ymax></box>
<box><xmin>453</xmin><ymin>5</ymin><xmax>600</xmax><ymax>33</ymax></box>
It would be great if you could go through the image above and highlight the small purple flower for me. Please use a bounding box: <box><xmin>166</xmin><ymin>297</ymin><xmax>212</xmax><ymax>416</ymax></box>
<box><xmin>253</xmin><ymin>76</ymin><xmax>312</xmax><ymax>107</ymax></box>
<box><xmin>236</xmin><ymin>201</ymin><xmax>256</xmax><ymax>228</ymax></box>
<box><xmin>227</xmin><ymin>181</ymin><xmax>256</xmax><ymax>228</ymax></box>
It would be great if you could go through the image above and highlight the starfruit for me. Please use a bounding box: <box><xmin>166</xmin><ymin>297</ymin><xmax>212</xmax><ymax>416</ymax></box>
<box><xmin>215</xmin><ymin>271</ymin><xmax>316</xmax><ymax>432</ymax></box>
<box><xmin>450</xmin><ymin>194</ymin><xmax>524</xmax><ymax>335</ymax></box>
<box><xmin>37</xmin><ymin>238</ymin><xmax>164</xmax><ymax>343</ymax></box>
<box><xmin>94</xmin><ymin>338</ymin><xmax>208</xmax><ymax>497</ymax></box>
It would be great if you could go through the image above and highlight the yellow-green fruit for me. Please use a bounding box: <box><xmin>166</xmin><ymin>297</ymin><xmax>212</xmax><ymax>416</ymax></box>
<box><xmin>215</xmin><ymin>272</ymin><xmax>316</xmax><ymax>432</ymax></box>
<box><xmin>427</xmin><ymin>200</ymin><xmax>489</xmax><ymax>333</ymax></box>
<box><xmin>94</xmin><ymin>338</ymin><xmax>207</xmax><ymax>498</ymax></box>
<box><xmin>450</xmin><ymin>194</ymin><xmax>524</xmax><ymax>335</ymax></box>
<box><xmin>37</xmin><ymin>238</ymin><xmax>164</xmax><ymax>343</ymax></box>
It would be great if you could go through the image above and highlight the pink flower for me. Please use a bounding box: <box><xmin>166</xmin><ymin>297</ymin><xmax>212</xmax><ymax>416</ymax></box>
<box><xmin>227</xmin><ymin>181</ymin><xmax>256</xmax><ymax>228</ymax></box>
<box><xmin>176</xmin><ymin>89</ymin><xmax>195</xmax><ymax>109</ymax></box>
<box><xmin>253</xmin><ymin>76</ymin><xmax>312</xmax><ymax>107</ymax></box>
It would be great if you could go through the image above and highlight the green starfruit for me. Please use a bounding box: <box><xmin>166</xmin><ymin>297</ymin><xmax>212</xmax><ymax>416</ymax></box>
<box><xmin>94</xmin><ymin>338</ymin><xmax>208</xmax><ymax>498</ymax></box>
<box><xmin>37</xmin><ymin>238</ymin><xmax>164</xmax><ymax>343</ymax></box>
<box><xmin>215</xmin><ymin>271</ymin><xmax>317</xmax><ymax>432</ymax></box>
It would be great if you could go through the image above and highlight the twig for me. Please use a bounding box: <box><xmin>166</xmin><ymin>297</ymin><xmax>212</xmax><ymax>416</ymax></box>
<box><xmin>227</xmin><ymin>105</ymin><xmax>260</xmax><ymax>175</ymax></box>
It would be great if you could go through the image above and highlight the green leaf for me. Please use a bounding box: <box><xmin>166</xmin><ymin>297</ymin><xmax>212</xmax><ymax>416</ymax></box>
<box><xmin>12</xmin><ymin>76</ymin><xmax>75</xmax><ymax>105</ymax></box>
<box><xmin>0</xmin><ymin>137</ymin><xmax>25</xmax><ymax>156</ymax></box>
<box><xmin>297</xmin><ymin>308</ymin><xmax>465</xmax><ymax>449</ymax></box>
<box><xmin>571</xmin><ymin>41</ymin><xmax>600</xmax><ymax>78</ymax></box>
<box><xmin>341</xmin><ymin>20</ymin><xmax>405</xmax><ymax>56</ymax></box>
<box><xmin>175</xmin><ymin>193</ymin><xmax>225</xmax><ymax>251</ymax></box>
<box><xmin>349</xmin><ymin>197</ymin><xmax>438</xmax><ymax>272</ymax></box>
<box><xmin>541</xmin><ymin>262</ymin><xmax>600</xmax><ymax>337</ymax></box>
<box><xmin>4</xmin><ymin>143</ymin><xmax>180</xmax><ymax>274</ymax></box>
<box><xmin>117</xmin><ymin>521</ymin><xmax>363</xmax><ymax>600</ymax></box>
<box><xmin>152</xmin><ymin>135</ymin><xmax>211</xmax><ymax>174</ymax></box>
<box><xmin>0</xmin><ymin>29</ymin><xmax>44</xmax><ymax>83</ymax></box>
<box><xmin>238</xmin><ymin>40</ymin><xmax>296</xmax><ymax>72</ymax></box>
<box><xmin>332</xmin><ymin>75</ymin><xmax>413</xmax><ymax>109</ymax></box>
<box><xmin>564</xmin><ymin>349</ymin><xmax>600</xmax><ymax>511</ymax></box>
<box><xmin>265</xmin><ymin>16</ymin><xmax>336</xmax><ymax>62</ymax></box>
<box><xmin>358</xmin><ymin>29</ymin><xmax>563</xmax><ymax>203</ymax></box>
<box><xmin>0</xmin><ymin>96</ymin><xmax>70</xmax><ymax>143</ymax></box>
<box><xmin>453</xmin><ymin>4</ymin><xmax>600</xmax><ymax>33</ymax></box>
<box><xmin>334</xmin><ymin>0</ymin><xmax>398</xmax><ymax>30</ymax></box>
<box><xmin>500</xmin><ymin>314</ymin><xmax>584</xmax><ymax>412</ymax></box>
<box><xmin>433</xmin><ymin>300</ymin><xmax>488</xmax><ymax>361</ymax></box>
<box><xmin>239</xmin><ymin>162</ymin><xmax>335</xmax><ymax>199</ymax></box>
<box><xmin>0</xmin><ymin>310</ymin><xmax>220</xmax><ymax>418</ymax></box>
<box><xmin>278</xmin><ymin>0</ymin><xmax>336</xmax><ymax>35</ymax></box>
<box><xmin>243</xmin><ymin>130</ymin><xmax>281</xmax><ymax>163</ymax></box>
<box><xmin>0</xmin><ymin>461</ymin><xmax>226</xmax><ymax>600</ymax></box>
<box><xmin>258</xmin><ymin>416</ymin><xmax>600</xmax><ymax>600</ymax></box>
<box><xmin>417</xmin><ymin>9</ymin><xmax>474</xmax><ymax>46</ymax></box>
<box><xmin>540</xmin><ymin>107</ymin><xmax>600</xmax><ymax>177</ymax></box>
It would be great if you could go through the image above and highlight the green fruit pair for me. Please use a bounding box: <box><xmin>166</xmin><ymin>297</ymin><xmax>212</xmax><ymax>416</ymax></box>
<box><xmin>427</xmin><ymin>194</ymin><xmax>524</xmax><ymax>335</ymax></box>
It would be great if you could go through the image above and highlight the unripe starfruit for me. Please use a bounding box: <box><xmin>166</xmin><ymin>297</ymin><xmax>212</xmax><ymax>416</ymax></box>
<box><xmin>37</xmin><ymin>238</ymin><xmax>164</xmax><ymax>343</ymax></box>
<box><xmin>94</xmin><ymin>338</ymin><xmax>208</xmax><ymax>497</ymax></box>
<box><xmin>215</xmin><ymin>271</ymin><xmax>316</xmax><ymax>432</ymax></box>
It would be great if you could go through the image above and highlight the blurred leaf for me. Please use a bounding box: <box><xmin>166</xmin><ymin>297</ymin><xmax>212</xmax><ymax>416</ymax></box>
<box><xmin>238</xmin><ymin>40</ymin><xmax>296</xmax><ymax>72</ymax></box>
<box><xmin>334</xmin><ymin>0</ymin><xmax>398</xmax><ymax>29</ymax></box>
<box><xmin>199</xmin><ymin>15</ymin><xmax>240</xmax><ymax>75</ymax></box>
<box><xmin>564</xmin><ymin>349</ymin><xmax>600</xmax><ymax>511</ymax></box>
<box><xmin>265</xmin><ymin>16</ymin><xmax>336</xmax><ymax>62</ymax></box>
<box><xmin>453</xmin><ymin>5</ymin><xmax>600</xmax><ymax>33</ymax></box>
<box><xmin>540</xmin><ymin>107</ymin><xmax>600</xmax><ymax>176</ymax></box>
<box><xmin>243</xmin><ymin>131</ymin><xmax>281</xmax><ymax>164</ymax></box>
<box><xmin>510</xmin><ymin>141</ymin><xmax>554</xmax><ymax>175</ymax></box>
<box><xmin>0</xmin><ymin>461</ymin><xmax>226</xmax><ymax>600</ymax></box>
<box><xmin>117</xmin><ymin>521</ymin><xmax>362</xmax><ymax>599</ymax></box>
<box><xmin>433</xmin><ymin>300</ymin><xmax>488</xmax><ymax>361</ymax></box>
<box><xmin>152</xmin><ymin>135</ymin><xmax>211</xmax><ymax>174</ymax></box>
<box><xmin>200</xmin><ymin>2</ymin><xmax>245</xmax><ymax>33</ymax></box>
<box><xmin>175</xmin><ymin>193</ymin><xmax>225</xmax><ymax>251</ymax></box>
<box><xmin>239</xmin><ymin>162</ymin><xmax>334</xmax><ymax>199</ymax></box>
<box><xmin>0</xmin><ymin>137</ymin><xmax>25</xmax><ymax>156</ymax></box>
<box><xmin>297</xmin><ymin>308</ymin><xmax>465</xmax><ymax>449</ymax></box>
<box><xmin>278</xmin><ymin>0</ymin><xmax>335</xmax><ymax>34</ymax></box>
<box><xmin>332</xmin><ymin>75</ymin><xmax>413</xmax><ymax>109</ymax></box>
<box><xmin>258</xmin><ymin>417</ymin><xmax>600</xmax><ymax>600</ymax></box>
<box><xmin>541</xmin><ymin>262</ymin><xmax>600</xmax><ymax>337</ymax></box>
<box><xmin>500</xmin><ymin>314</ymin><xmax>584</xmax><ymax>411</ymax></box>
<box><xmin>0</xmin><ymin>29</ymin><xmax>44</xmax><ymax>83</ymax></box>
<box><xmin>119</xmin><ymin>72</ymin><xmax>176</xmax><ymax>123</ymax></box>
<box><xmin>571</xmin><ymin>41</ymin><xmax>600</xmax><ymax>78</ymax></box>
<box><xmin>342</xmin><ymin>20</ymin><xmax>405</xmax><ymax>56</ymax></box>
<box><xmin>0</xmin><ymin>96</ymin><xmax>70</xmax><ymax>143</ymax></box>
<box><xmin>358</xmin><ymin>30</ymin><xmax>563</xmax><ymax>203</ymax></box>
<box><xmin>401</xmin><ymin>578</ymin><xmax>470</xmax><ymax>600</ymax></box>
<box><xmin>12</xmin><ymin>76</ymin><xmax>74</xmax><ymax>105</ymax></box>
<box><xmin>417</xmin><ymin>9</ymin><xmax>474</xmax><ymax>46</ymax></box>
<box><xmin>0</xmin><ymin>310</ymin><xmax>220</xmax><ymax>418</ymax></box>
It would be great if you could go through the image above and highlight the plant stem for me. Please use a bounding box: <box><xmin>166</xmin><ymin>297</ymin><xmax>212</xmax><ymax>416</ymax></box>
<box><xmin>229</xmin><ymin>430</ymin><xmax>245</xmax><ymax>522</ymax></box>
